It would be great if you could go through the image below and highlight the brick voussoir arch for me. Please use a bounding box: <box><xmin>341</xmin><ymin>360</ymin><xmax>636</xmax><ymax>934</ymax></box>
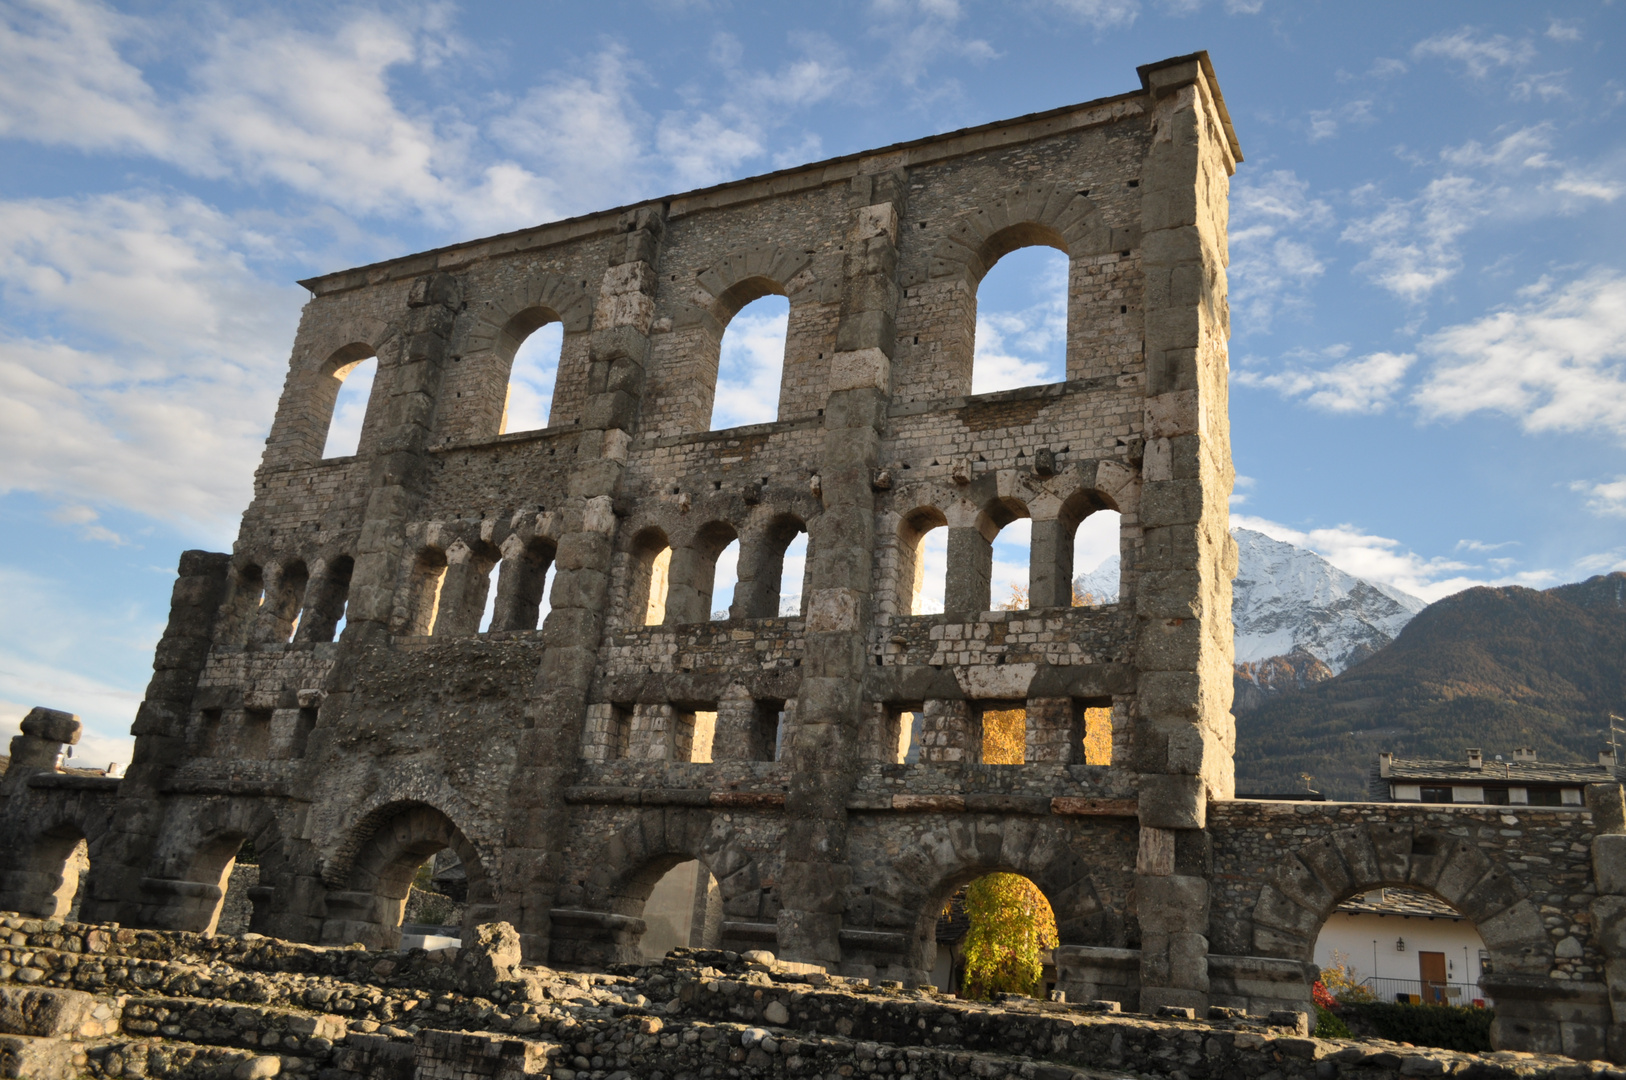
<box><xmin>1250</xmin><ymin>822</ymin><xmax>1551</xmax><ymax>973</ymax></box>
<box><xmin>927</xmin><ymin>183</ymin><xmax>1140</xmax><ymax>285</ymax></box>
<box><xmin>584</xmin><ymin>807</ymin><xmax>765</xmax><ymax>919</ymax></box>
<box><xmin>881</xmin><ymin>817</ymin><xmax>1112</xmax><ymax>967</ymax></box>
<box><xmin>462</xmin><ymin>272</ymin><xmax>595</xmax><ymax>354</ymax></box>
<box><xmin>671</xmin><ymin>243</ymin><xmax>818</xmax><ymax>333</ymax></box>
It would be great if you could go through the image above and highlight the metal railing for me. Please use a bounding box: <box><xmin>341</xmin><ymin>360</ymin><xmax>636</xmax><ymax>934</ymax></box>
<box><xmin>1361</xmin><ymin>977</ymin><xmax>1489</xmax><ymax>1007</ymax></box>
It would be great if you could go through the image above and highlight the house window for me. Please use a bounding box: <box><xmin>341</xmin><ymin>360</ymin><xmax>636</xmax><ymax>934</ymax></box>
<box><xmin>1527</xmin><ymin>789</ymin><xmax>1563</xmax><ymax>806</ymax></box>
<box><xmin>1420</xmin><ymin>786</ymin><xmax>1453</xmax><ymax>804</ymax></box>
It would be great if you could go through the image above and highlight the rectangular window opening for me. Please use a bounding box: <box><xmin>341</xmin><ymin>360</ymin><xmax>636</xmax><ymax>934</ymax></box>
<box><xmin>979</xmin><ymin>702</ymin><xmax>1026</xmax><ymax>765</ymax></box>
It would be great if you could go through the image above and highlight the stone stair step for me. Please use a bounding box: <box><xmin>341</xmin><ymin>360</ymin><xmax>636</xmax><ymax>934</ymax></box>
<box><xmin>119</xmin><ymin>994</ymin><xmax>347</xmax><ymax>1057</ymax></box>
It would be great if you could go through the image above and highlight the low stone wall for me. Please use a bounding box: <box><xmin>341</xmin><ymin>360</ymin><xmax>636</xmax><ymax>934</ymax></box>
<box><xmin>4</xmin><ymin>914</ymin><xmax>1626</xmax><ymax>1080</ymax></box>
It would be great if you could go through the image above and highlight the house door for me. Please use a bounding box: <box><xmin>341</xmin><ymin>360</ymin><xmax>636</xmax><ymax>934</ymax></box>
<box><xmin>1419</xmin><ymin>951</ymin><xmax>1447</xmax><ymax>1003</ymax></box>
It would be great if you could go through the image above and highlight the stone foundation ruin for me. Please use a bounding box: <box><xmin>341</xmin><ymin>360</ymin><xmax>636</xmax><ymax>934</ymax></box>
<box><xmin>6</xmin><ymin>52</ymin><xmax>1626</xmax><ymax>1072</ymax></box>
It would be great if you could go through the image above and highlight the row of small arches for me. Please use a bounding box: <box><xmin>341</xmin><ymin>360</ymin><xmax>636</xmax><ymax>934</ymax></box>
<box><xmin>316</xmin><ymin>243</ymin><xmax>1071</xmax><ymax>459</ymax></box>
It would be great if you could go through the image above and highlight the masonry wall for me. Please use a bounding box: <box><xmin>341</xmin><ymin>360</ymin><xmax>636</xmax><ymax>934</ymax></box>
<box><xmin>8</xmin><ymin>51</ymin><xmax>1624</xmax><ymax>1064</ymax></box>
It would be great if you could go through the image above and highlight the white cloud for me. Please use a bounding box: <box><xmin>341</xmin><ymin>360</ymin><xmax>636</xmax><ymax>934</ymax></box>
<box><xmin>0</xmin><ymin>192</ymin><xmax>299</xmax><ymax>528</ymax></box>
<box><xmin>1342</xmin><ymin>174</ymin><xmax>1485</xmax><ymax>301</ymax></box>
<box><xmin>1412</xmin><ymin>28</ymin><xmax>1534</xmax><ymax>80</ymax></box>
<box><xmin>1228</xmin><ymin>170</ymin><xmax>1332</xmax><ymax>327</ymax></box>
<box><xmin>1235</xmin><ymin>350</ymin><xmax>1413</xmax><ymax>414</ymax></box>
<box><xmin>1043</xmin><ymin>0</ymin><xmax>1140</xmax><ymax>30</ymax></box>
<box><xmin>1229</xmin><ymin>514</ymin><xmax>1550</xmax><ymax>602</ymax></box>
<box><xmin>1571</xmin><ymin>476</ymin><xmax>1626</xmax><ymax>518</ymax></box>
<box><xmin>1414</xmin><ymin>271</ymin><xmax>1626</xmax><ymax>440</ymax></box>
<box><xmin>1440</xmin><ymin>124</ymin><xmax>1556</xmax><ymax>170</ymax></box>
<box><xmin>0</xmin><ymin>0</ymin><xmax>169</xmax><ymax>154</ymax></box>
<box><xmin>1546</xmin><ymin>19</ymin><xmax>1582</xmax><ymax>43</ymax></box>
<box><xmin>47</xmin><ymin>504</ymin><xmax>127</xmax><ymax>546</ymax></box>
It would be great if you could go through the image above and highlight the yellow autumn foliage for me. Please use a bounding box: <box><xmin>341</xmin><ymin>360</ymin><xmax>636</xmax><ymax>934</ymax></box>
<box><xmin>960</xmin><ymin>873</ymin><xmax>1058</xmax><ymax>999</ymax></box>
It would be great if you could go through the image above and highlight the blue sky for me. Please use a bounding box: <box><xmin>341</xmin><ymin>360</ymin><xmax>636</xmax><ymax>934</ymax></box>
<box><xmin>1</xmin><ymin>0</ymin><xmax>1623</xmax><ymax>764</ymax></box>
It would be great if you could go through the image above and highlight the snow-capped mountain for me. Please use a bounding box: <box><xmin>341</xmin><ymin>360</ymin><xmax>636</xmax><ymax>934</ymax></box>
<box><xmin>1072</xmin><ymin>528</ymin><xmax>1427</xmax><ymax>687</ymax></box>
<box><xmin>1230</xmin><ymin>528</ymin><xmax>1427</xmax><ymax>674</ymax></box>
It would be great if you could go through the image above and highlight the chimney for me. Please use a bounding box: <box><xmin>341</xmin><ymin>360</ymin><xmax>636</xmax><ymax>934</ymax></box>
<box><xmin>1514</xmin><ymin>747</ymin><xmax>1537</xmax><ymax>762</ymax></box>
<box><xmin>1466</xmin><ymin>748</ymin><xmax>1483</xmax><ymax>770</ymax></box>
<box><xmin>1379</xmin><ymin>752</ymin><xmax>1393</xmax><ymax>778</ymax></box>
<box><xmin>1601</xmin><ymin>748</ymin><xmax>1618</xmax><ymax>768</ymax></box>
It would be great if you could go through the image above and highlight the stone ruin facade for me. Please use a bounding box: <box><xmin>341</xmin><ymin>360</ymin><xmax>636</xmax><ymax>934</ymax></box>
<box><xmin>4</xmin><ymin>52</ymin><xmax>1626</xmax><ymax>1067</ymax></box>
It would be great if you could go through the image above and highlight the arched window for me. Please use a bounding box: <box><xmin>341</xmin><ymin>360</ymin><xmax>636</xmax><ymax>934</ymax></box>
<box><xmin>1070</xmin><ymin>508</ymin><xmax>1121</xmax><ymax>606</ymax></box>
<box><xmin>486</xmin><ymin>537</ymin><xmax>556</xmax><ymax>632</ymax></box>
<box><xmin>221</xmin><ymin>564</ymin><xmax>265</xmax><ymax>646</ymax></box>
<box><xmin>898</xmin><ymin>508</ymin><xmax>949</xmax><ymax>616</ymax></box>
<box><xmin>990</xmin><ymin>514</ymin><xmax>1033</xmax><ymax>611</ymax></box>
<box><xmin>501</xmin><ymin>320</ymin><xmax>564</xmax><ymax>433</ymax></box>
<box><xmin>972</xmin><ymin>245</ymin><xmax>1068</xmax><ymax>395</ymax></box>
<box><xmin>710</xmin><ymin>292</ymin><xmax>789</xmax><ymax>431</ymax></box>
<box><xmin>404</xmin><ymin>548</ymin><xmax>448</xmax><ymax>636</ymax></box>
<box><xmin>731</xmin><ymin>515</ymin><xmax>807</xmax><ymax>620</ymax></box>
<box><xmin>710</xmin><ymin>539</ymin><xmax>740</xmax><ymax>621</ymax></box>
<box><xmin>665</xmin><ymin>522</ymin><xmax>739</xmax><ymax>625</ymax></box>
<box><xmin>627</xmin><ymin>529</ymin><xmax>672</xmax><ymax>628</ymax></box>
<box><xmin>779</xmin><ymin>531</ymin><xmax>808</xmax><ymax>617</ymax></box>
<box><xmin>254</xmin><ymin>560</ymin><xmax>309</xmax><ymax>643</ymax></box>
<box><xmin>322</xmin><ymin>353</ymin><xmax>377</xmax><ymax>459</ymax></box>
<box><xmin>294</xmin><ymin>555</ymin><xmax>353</xmax><ymax>643</ymax></box>
<box><xmin>943</xmin><ymin>498</ymin><xmax>1027</xmax><ymax>617</ymax></box>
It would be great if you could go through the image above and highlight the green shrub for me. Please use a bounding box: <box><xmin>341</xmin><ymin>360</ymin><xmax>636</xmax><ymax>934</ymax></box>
<box><xmin>1345</xmin><ymin>1002</ymin><xmax>1493</xmax><ymax>1052</ymax></box>
<box><xmin>1315</xmin><ymin>1006</ymin><xmax>1351</xmax><ymax>1039</ymax></box>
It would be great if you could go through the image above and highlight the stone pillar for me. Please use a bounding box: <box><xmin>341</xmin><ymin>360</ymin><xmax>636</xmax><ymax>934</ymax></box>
<box><xmin>663</xmin><ymin>545</ymin><xmax>712</xmax><ymax>625</ymax></box>
<box><xmin>0</xmin><ymin>707</ymin><xmax>80</xmax><ymax>795</ymax></box>
<box><xmin>1586</xmin><ymin>784</ymin><xmax>1626</xmax><ymax>1062</ymax></box>
<box><xmin>917</xmin><ymin>699</ymin><xmax>977</xmax><ymax>764</ymax></box>
<box><xmin>1131</xmin><ymin>55</ymin><xmax>1240</xmax><ymax>1014</ymax></box>
<box><xmin>499</xmin><ymin>206</ymin><xmax>668</xmax><ymax>960</ymax></box>
<box><xmin>942</xmin><ymin>526</ymin><xmax>992</xmax><ymax>618</ymax></box>
<box><xmin>712</xmin><ymin>688</ymin><xmax>769</xmax><ymax>762</ymax></box>
<box><xmin>87</xmin><ymin>550</ymin><xmax>231</xmax><ymax>927</ymax></box>
<box><xmin>433</xmin><ymin>541</ymin><xmax>492</xmax><ymax>637</ymax></box>
<box><xmin>1027</xmin><ymin>517</ymin><xmax>1071</xmax><ymax>610</ymax></box>
<box><xmin>777</xmin><ymin>169</ymin><xmax>906</xmax><ymax>968</ymax></box>
<box><xmin>1026</xmin><ymin>698</ymin><xmax>1082</xmax><ymax>763</ymax></box>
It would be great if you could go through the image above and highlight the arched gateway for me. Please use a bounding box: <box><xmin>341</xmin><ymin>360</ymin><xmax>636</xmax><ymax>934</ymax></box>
<box><xmin>2</xmin><ymin>52</ymin><xmax>1621</xmax><ymax>1062</ymax></box>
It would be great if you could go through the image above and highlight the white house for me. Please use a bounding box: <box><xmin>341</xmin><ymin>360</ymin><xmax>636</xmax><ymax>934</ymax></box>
<box><xmin>1313</xmin><ymin>887</ymin><xmax>1489</xmax><ymax>1006</ymax></box>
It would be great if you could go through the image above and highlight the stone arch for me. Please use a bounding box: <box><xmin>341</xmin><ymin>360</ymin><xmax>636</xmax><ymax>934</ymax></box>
<box><xmin>457</xmin><ymin>273</ymin><xmax>595</xmax><ymax>438</ymax></box>
<box><xmin>659</xmin><ymin>243</ymin><xmax>823</xmax><ymax>434</ymax></box>
<box><xmin>251</xmin><ymin>557</ymin><xmax>309</xmax><ymax>643</ymax></box>
<box><xmin>732</xmin><ymin>510</ymin><xmax>809</xmax><ymax>620</ymax></box>
<box><xmin>894</xmin><ymin>502</ymin><xmax>950</xmax><ymax>617</ymax></box>
<box><xmin>397</xmin><ymin>544</ymin><xmax>449</xmax><ymax>636</ymax></box>
<box><xmin>1030</xmin><ymin>485</ymin><xmax>1121</xmax><ymax>610</ymax></box>
<box><xmin>489</xmin><ymin>531</ymin><xmax>558</xmax><ymax>632</ymax></box>
<box><xmin>277</xmin><ymin>323</ymin><xmax>393</xmax><ymax>465</ymax></box>
<box><xmin>135</xmin><ymin>798</ymin><xmax>288</xmax><ymax>934</ymax></box>
<box><xmin>858</xmin><ymin>816</ymin><xmax>1121</xmax><ymax>985</ymax></box>
<box><xmin>927</xmin><ymin>184</ymin><xmax>1129</xmax><ymax>287</ymax></box>
<box><xmin>0</xmin><ymin>803</ymin><xmax>115</xmax><ymax>919</ymax></box>
<box><xmin>665</xmin><ymin>518</ymin><xmax>740</xmax><ymax>625</ymax></box>
<box><xmin>319</xmin><ymin>800</ymin><xmax>494</xmax><ymax>950</ymax></box>
<box><xmin>552</xmin><ymin>807</ymin><xmax>767</xmax><ymax>965</ymax></box>
<box><xmin>293</xmin><ymin>551</ymin><xmax>355</xmax><ymax>643</ymax></box>
<box><xmin>217</xmin><ymin>559</ymin><xmax>267</xmax><ymax>647</ymax></box>
<box><xmin>619</xmin><ymin>525</ymin><xmax>673</xmax><ymax>629</ymax></box>
<box><xmin>1250</xmin><ymin>822</ymin><xmax>1549</xmax><ymax>977</ymax></box>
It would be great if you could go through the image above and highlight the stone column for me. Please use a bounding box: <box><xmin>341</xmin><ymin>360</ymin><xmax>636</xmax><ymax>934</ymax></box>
<box><xmin>777</xmin><ymin>169</ymin><xmax>906</xmax><ymax>968</ymax></box>
<box><xmin>1131</xmin><ymin>55</ymin><xmax>1240</xmax><ymax>1014</ymax></box>
<box><xmin>498</xmin><ymin>206</ymin><xmax>668</xmax><ymax>960</ymax></box>
<box><xmin>942</xmin><ymin>526</ymin><xmax>992</xmax><ymax>618</ymax></box>
<box><xmin>267</xmin><ymin>273</ymin><xmax>465</xmax><ymax>942</ymax></box>
<box><xmin>1026</xmin><ymin>698</ymin><xmax>1082</xmax><ymax>763</ymax></box>
<box><xmin>433</xmin><ymin>541</ymin><xmax>492</xmax><ymax>637</ymax></box>
<box><xmin>1027</xmin><ymin>517</ymin><xmax>1071</xmax><ymax>609</ymax></box>
<box><xmin>85</xmin><ymin>550</ymin><xmax>231</xmax><ymax>926</ymax></box>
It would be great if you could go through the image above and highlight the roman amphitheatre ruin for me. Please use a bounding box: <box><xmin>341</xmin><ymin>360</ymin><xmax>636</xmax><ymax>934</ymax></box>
<box><xmin>5</xmin><ymin>52</ymin><xmax>1626</xmax><ymax>1071</ymax></box>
